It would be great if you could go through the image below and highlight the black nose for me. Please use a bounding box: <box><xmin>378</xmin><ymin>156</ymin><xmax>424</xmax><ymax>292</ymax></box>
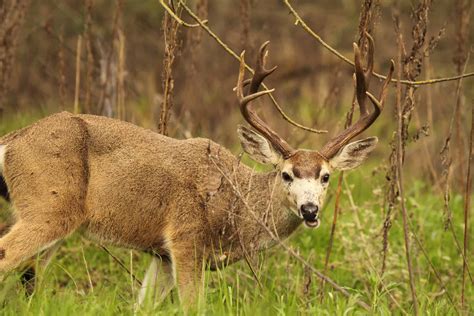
<box><xmin>300</xmin><ymin>203</ymin><xmax>319</xmax><ymax>220</ymax></box>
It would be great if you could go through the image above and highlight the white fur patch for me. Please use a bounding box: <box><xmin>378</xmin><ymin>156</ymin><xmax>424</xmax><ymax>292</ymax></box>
<box><xmin>281</xmin><ymin>163</ymin><xmax>331</xmax><ymax>216</ymax></box>
<box><xmin>0</xmin><ymin>145</ymin><xmax>6</xmax><ymax>174</ymax></box>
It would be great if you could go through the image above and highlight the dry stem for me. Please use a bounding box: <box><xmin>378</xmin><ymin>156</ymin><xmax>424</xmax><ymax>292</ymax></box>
<box><xmin>159</xmin><ymin>1</ymin><xmax>182</xmax><ymax>135</ymax></box>
<box><xmin>74</xmin><ymin>36</ymin><xmax>83</xmax><ymax>114</ymax></box>
<box><xmin>283</xmin><ymin>0</ymin><xmax>474</xmax><ymax>86</ymax></box>
<box><xmin>174</xmin><ymin>0</ymin><xmax>327</xmax><ymax>134</ymax></box>
<box><xmin>461</xmin><ymin>104</ymin><xmax>473</xmax><ymax>310</ymax></box>
<box><xmin>208</xmin><ymin>156</ymin><xmax>371</xmax><ymax>311</ymax></box>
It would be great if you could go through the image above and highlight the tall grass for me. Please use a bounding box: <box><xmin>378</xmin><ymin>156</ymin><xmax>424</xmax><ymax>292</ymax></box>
<box><xmin>0</xmin><ymin>165</ymin><xmax>469</xmax><ymax>314</ymax></box>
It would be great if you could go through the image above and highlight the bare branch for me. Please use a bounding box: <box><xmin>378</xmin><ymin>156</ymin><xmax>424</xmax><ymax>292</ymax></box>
<box><xmin>283</xmin><ymin>0</ymin><xmax>474</xmax><ymax>86</ymax></box>
<box><xmin>171</xmin><ymin>0</ymin><xmax>328</xmax><ymax>134</ymax></box>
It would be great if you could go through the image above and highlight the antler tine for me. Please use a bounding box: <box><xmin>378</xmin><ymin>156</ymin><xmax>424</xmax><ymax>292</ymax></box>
<box><xmin>354</xmin><ymin>32</ymin><xmax>375</xmax><ymax>116</ymax></box>
<box><xmin>236</xmin><ymin>44</ymin><xmax>295</xmax><ymax>159</ymax></box>
<box><xmin>321</xmin><ymin>37</ymin><xmax>393</xmax><ymax>159</ymax></box>
<box><xmin>367</xmin><ymin>59</ymin><xmax>395</xmax><ymax>110</ymax></box>
<box><xmin>247</xmin><ymin>41</ymin><xmax>278</xmax><ymax>95</ymax></box>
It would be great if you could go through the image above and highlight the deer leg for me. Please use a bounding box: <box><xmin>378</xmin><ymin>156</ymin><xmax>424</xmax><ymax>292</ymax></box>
<box><xmin>172</xmin><ymin>246</ymin><xmax>205</xmax><ymax>310</ymax></box>
<box><xmin>136</xmin><ymin>255</ymin><xmax>175</xmax><ymax>309</ymax></box>
<box><xmin>20</xmin><ymin>241</ymin><xmax>62</xmax><ymax>295</ymax></box>
<box><xmin>0</xmin><ymin>220</ymin><xmax>72</xmax><ymax>273</ymax></box>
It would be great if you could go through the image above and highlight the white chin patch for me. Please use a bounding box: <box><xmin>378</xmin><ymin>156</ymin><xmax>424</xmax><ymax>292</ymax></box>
<box><xmin>304</xmin><ymin>218</ymin><xmax>320</xmax><ymax>229</ymax></box>
<box><xmin>0</xmin><ymin>145</ymin><xmax>6</xmax><ymax>174</ymax></box>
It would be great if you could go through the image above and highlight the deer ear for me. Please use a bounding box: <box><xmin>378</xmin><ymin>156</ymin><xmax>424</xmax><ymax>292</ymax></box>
<box><xmin>237</xmin><ymin>125</ymin><xmax>282</xmax><ymax>165</ymax></box>
<box><xmin>329</xmin><ymin>137</ymin><xmax>378</xmax><ymax>171</ymax></box>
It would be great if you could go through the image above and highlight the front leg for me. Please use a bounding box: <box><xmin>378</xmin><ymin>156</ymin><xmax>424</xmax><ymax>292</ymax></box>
<box><xmin>171</xmin><ymin>241</ymin><xmax>205</xmax><ymax>310</ymax></box>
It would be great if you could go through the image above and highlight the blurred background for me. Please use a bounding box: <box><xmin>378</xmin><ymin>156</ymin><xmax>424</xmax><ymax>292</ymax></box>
<box><xmin>0</xmin><ymin>0</ymin><xmax>472</xmax><ymax>187</ymax></box>
<box><xmin>0</xmin><ymin>1</ymin><xmax>472</xmax><ymax>314</ymax></box>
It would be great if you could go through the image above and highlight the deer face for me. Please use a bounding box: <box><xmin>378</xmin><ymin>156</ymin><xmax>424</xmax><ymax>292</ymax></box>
<box><xmin>279</xmin><ymin>151</ymin><xmax>330</xmax><ymax>228</ymax></box>
<box><xmin>238</xmin><ymin>125</ymin><xmax>378</xmax><ymax>228</ymax></box>
<box><xmin>235</xmin><ymin>39</ymin><xmax>393</xmax><ymax>228</ymax></box>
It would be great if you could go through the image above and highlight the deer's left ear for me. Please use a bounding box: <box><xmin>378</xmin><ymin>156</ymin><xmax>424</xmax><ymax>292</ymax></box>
<box><xmin>329</xmin><ymin>137</ymin><xmax>378</xmax><ymax>171</ymax></box>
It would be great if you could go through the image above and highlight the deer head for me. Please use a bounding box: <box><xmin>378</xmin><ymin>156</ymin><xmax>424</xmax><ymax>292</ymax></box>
<box><xmin>236</xmin><ymin>37</ymin><xmax>394</xmax><ymax>228</ymax></box>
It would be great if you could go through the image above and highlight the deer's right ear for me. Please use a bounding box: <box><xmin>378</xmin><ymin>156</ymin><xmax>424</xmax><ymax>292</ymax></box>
<box><xmin>237</xmin><ymin>125</ymin><xmax>282</xmax><ymax>165</ymax></box>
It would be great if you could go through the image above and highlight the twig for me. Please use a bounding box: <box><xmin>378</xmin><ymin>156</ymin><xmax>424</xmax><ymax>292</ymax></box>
<box><xmin>73</xmin><ymin>35</ymin><xmax>82</xmax><ymax>114</ymax></box>
<box><xmin>100</xmin><ymin>245</ymin><xmax>142</xmax><ymax>286</ymax></box>
<box><xmin>115</xmin><ymin>0</ymin><xmax>126</xmax><ymax>120</ymax></box>
<box><xmin>159</xmin><ymin>0</ymin><xmax>201</xmax><ymax>28</ymax></box>
<box><xmin>461</xmin><ymin>103</ymin><xmax>473</xmax><ymax>309</ymax></box>
<box><xmin>173</xmin><ymin>0</ymin><xmax>327</xmax><ymax>134</ymax></box>
<box><xmin>208</xmin><ymin>156</ymin><xmax>371</xmax><ymax>311</ymax></box>
<box><xmin>81</xmin><ymin>246</ymin><xmax>94</xmax><ymax>293</ymax></box>
<box><xmin>395</xmin><ymin>25</ymin><xmax>418</xmax><ymax>315</ymax></box>
<box><xmin>319</xmin><ymin>171</ymin><xmax>343</xmax><ymax>299</ymax></box>
<box><xmin>408</xmin><ymin>221</ymin><xmax>458</xmax><ymax>314</ymax></box>
<box><xmin>159</xmin><ymin>1</ymin><xmax>181</xmax><ymax>135</ymax></box>
<box><xmin>440</xmin><ymin>52</ymin><xmax>474</xmax><ymax>284</ymax></box>
<box><xmin>283</xmin><ymin>0</ymin><xmax>474</xmax><ymax>86</ymax></box>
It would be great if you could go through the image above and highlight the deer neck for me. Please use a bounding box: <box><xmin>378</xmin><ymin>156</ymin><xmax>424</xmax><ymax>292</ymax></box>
<box><xmin>227</xmin><ymin>169</ymin><xmax>303</xmax><ymax>253</ymax></box>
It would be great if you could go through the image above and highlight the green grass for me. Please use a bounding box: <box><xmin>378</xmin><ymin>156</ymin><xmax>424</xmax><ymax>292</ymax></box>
<box><xmin>0</xmin><ymin>112</ymin><xmax>472</xmax><ymax>315</ymax></box>
<box><xmin>0</xmin><ymin>167</ymin><xmax>471</xmax><ymax>315</ymax></box>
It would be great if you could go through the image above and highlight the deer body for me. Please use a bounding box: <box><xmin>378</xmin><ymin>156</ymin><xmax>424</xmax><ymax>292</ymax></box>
<box><xmin>0</xmin><ymin>39</ymin><xmax>393</xmax><ymax>307</ymax></box>
<box><xmin>0</xmin><ymin>112</ymin><xmax>302</xmax><ymax>297</ymax></box>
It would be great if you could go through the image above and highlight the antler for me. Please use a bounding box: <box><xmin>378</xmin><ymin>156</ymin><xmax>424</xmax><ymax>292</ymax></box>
<box><xmin>321</xmin><ymin>33</ymin><xmax>395</xmax><ymax>159</ymax></box>
<box><xmin>236</xmin><ymin>42</ymin><xmax>295</xmax><ymax>159</ymax></box>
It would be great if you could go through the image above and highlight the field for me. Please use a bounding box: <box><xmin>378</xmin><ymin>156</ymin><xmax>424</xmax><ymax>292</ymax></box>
<box><xmin>0</xmin><ymin>1</ymin><xmax>473</xmax><ymax>315</ymax></box>
<box><xmin>0</xmin><ymin>111</ymin><xmax>471</xmax><ymax>315</ymax></box>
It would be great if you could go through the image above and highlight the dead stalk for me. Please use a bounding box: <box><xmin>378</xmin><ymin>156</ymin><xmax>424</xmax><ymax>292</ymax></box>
<box><xmin>74</xmin><ymin>36</ymin><xmax>83</xmax><ymax>114</ymax></box>
<box><xmin>319</xmin><ymin>171</ymin><xmax>343</xmax><ymax>298</ymax></box>
<box><xmin>409</xmin><ymin>221</ymin><xmax>458</xmax><ymax>312</ymax></box>
<box><xmin>83</xmin><ymin>0</ymin><xmax>94</xmax><ymax>114</ymax></box>
<box><xmin>173</xmin><ymin>0</ymin><xmax>327</xmax><ymax>134</ymax></box>
<box><xmin>57</xmin><ymin>28</ymin><xmax>67</xmax><ymax>110</ymax></box>
<box><xmin>395</xmin><ymin>23</ymin><xmax>418</xmax><ymax>316</ymax></box>
<box><xmin>282</xmin><ymin>0</ymin><xmax>474</xmax><ymax>86</ymax></box>
<box><xmin>440</xmin><ymin>52</ymin><xmax>474</xmax><ymax>285</ymax></box>
<box><xmin>209</xmin><ymin>156</ymin><xmax>372</xmax><ymax>311</ymax></box>
<box><xmin>117</xmin><ymin>30</ymin><xmax>126</xmax><ymax>121</ymax></box>
<box><xmin>100</xmin><ymin>245</ymin><xmax>142</xmax><ymax>286</ymax></box>
<box><xmin>461</xmin><ymin>104</ymin><xmax>473</xmax><ymax>310</ymax></box>
<box><xmin>159</xmin><ymin>1</ymin><xmax>181</xmax><ymax>136</ymax></box>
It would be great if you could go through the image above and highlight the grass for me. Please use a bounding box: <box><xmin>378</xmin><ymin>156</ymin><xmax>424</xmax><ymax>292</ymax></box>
<box><xmin>0</xmin><ymin>167</ymin><xmax>471</xmax><ymax>315</ymax></box>
<box><xmin>0</xmin><ymin>112</ymin><xmax>472</xmax><ymax>315</ymax></box>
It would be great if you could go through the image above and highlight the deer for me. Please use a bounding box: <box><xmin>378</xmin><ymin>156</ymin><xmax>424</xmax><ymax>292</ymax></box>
<box><xmin>0</xmin><ymin>36</ymin><xmax>393</xmax><ymax>308</ymax></box>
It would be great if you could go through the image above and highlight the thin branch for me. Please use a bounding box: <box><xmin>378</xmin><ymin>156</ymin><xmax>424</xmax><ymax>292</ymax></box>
<box><xmin>173</xmin><ymin>0</ymin><xmax>327</xmax><ymax>134</ymax></box>
<box><xmin>319</xmin><ymin>171</ymin><xmax>343</xmax><ymax>298</ymax></box>
<box><xmin>409</xmin><ymin>222</ymin><xmax>458</xmax><ymax>313</ymax></box>
<box><xmin>73</xmin><ymin>35</ymin><xmax>82</xmax><ymax>114</ymax></box>
<box><xmin>440</xmin><ymin>52</ymin><xmax>474</xmax><ymax>285</ymax></box>
<box><xmin>208</xmin><ymin>156</ymin><xmax>371</xmax><ymax>311</ymax></box>
<box><xmin>159</xmin><ymin>0</ymin><xmax>202</xmax><ymax>28</ymax></box>
<box><xmin>100</xmin><ymin>246</ymin><xmax>142</xmax><ymax>286</ymax></box>
<box><xmin>283</xmin><ymin>0</ymin><xmax>474</xmax><ymax>86</ymax></box>
<box><xmin>461</xmin><ymin>103</ymin><xmax>473</xmax><ymax>309</ymax></box>
<box><xmin>395</xmin><ymin>26</ymin><xmax>418</xmax><ymax>315</ymax></box>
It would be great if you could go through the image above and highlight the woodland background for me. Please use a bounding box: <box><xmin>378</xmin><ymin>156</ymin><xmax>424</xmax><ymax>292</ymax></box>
<box><xmin>0</xmin><ymin>0</ymin><xmax>473</xmax><ymax>315</ymax></box>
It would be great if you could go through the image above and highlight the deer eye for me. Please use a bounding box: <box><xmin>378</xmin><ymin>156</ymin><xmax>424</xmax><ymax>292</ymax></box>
<box><xmin>321</xmin><ymin>173</ymin><xmax>330</xmax><ymax>183</ymax></box>
<box><xmin>281</xmin><ymin>172</ymin><xmax>293</xmax><ymax>183</ymax></box>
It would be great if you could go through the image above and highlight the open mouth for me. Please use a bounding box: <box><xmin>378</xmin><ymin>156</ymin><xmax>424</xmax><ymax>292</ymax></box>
<box><xmin>303</xmin><ymin>216</ymin><xmax>320</xmax><ymax>228</ymax></box>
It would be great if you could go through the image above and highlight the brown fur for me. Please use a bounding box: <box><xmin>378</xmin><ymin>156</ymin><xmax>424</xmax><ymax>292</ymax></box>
<box><xmin>0</xmin><ymin>112</ymin><xmax>302</xmax><ymax>304</ymax></box>
<box><xmin>289</xmin><ymin>151</ymin><xmax>326</xmax><ymax>179</ymax></box>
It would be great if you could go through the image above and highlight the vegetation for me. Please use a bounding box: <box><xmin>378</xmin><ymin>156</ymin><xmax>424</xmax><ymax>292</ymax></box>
<box><xmin>0</xmin><ymin>0</ymin><xmax>472</xmax><ymax>315</ymax></box>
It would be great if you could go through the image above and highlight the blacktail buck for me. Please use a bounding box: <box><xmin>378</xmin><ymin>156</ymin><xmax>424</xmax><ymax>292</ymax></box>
<box><xmin>0</xmin><ymin>36</ymin><xmax>393</xmax><ymax>307</ymax></box>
